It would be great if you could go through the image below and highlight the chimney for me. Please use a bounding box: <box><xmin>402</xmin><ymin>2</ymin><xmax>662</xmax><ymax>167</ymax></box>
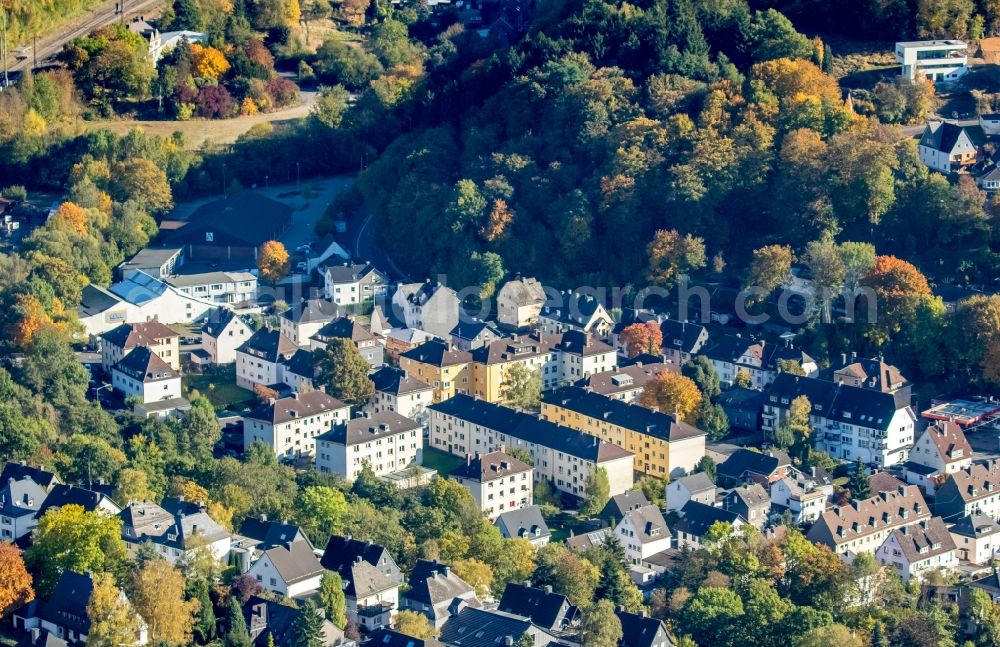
<box><xmin>466</xmin><ymin>454</ymin><xmax>472</xmax><ymax>466</ymax></box>
<box><xmin>840</xmin><ymin>353</ymin><xmax>847</xmax><ymax>366</ymax></box>
<box><xmin>851</xmin><ymin>351</ymin><xmax>857</xmax><ymax>362</ymax></box>
<box><xmin>260</xmin><ymin>513</ymin><xmax>268</xmax><ymax>521</ymax></box>
<box><xmin>544</xmin><ymin>585</ymin><xmax>553</xmax><ymax>594</ymax></box>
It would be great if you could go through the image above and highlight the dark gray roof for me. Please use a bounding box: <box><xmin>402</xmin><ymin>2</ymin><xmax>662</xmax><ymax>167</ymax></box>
<box><xmin>22</xmin><ymin>571</ymin><xmax>94</xmax><ymax>637</ymax></box>
<box><xmin>430</xmin><ymin>395</ymin><xmax>633</xmax><ymax>464</ymax></box>
<box><xmin>539</xmin><ymin>292</ymin><xmax>606</xmax><ymax>327</ymax></box>
<box><xmin>920</xmin><ymin>121</ymin><xmax>985</xmax><ymax>153</ymax></box>
<box><xmin>282</xmin><ymin>298</ymin><xmax>344</xmax><ymax>324</ymax></box>
<box><xmin>368</xmin><ymin>629</ymin><xmax>445</xmax><ymax>647</ymax></box>
<box><xmin>280</xmin><ymin>349</ymin><xmax>316</xmax><ymax>381</ymax></box>
<box><xmin>316</xmin><ymin>411</ymin><xmax>421</xmax><ymax>446</ymax></box>
<box><xmin>542</xmin><ymin>386</ymin><xmax>706</xmax><ymax>442</ymax></box>
<box><xmin>0</xmin><ymin>476</ymin><xmax>46</xmax><ymax>519</ymax></box>
<box><xmin>450</xmin><ymin>451</ymin><xmax>532</xmax><ymax>483</ymax></box>
<box><xmin>494</xmin><ymin>505</ymin><xmax>550</xmax><ymax>541</ymax></box>
<box><xmin>15</xmin><ymin>629</ymin><xmax>69</xmax><ymax>647</ymax></box>
<box><xmin>236</xmin><ymin>327</ymin><xmax>298</xmax><ymax>363</ymax></box>
<box><xmin>119</xmin><ymin>498</ymin><xmax>229</xmax><ymax>550</ymax></box>
<box><xmin>599</xmin><ymin>489</ymin><xmax>650</xmax><ymax>523</ymax></box>
<box><xmin>238</xmin><ymin>517</ymin><xmax>309</xmax><ymax>549</ymax></box>
<box><xmin>616</xmin><ymin>611</ymin><xmax>671</xmax><ymax>647</ymax></box>
<box><xmin>245</xmin><ymin>391</ymin><xmax>347</xmax><ymax>426</ymax></box>
<box><xmin>37</xmin><ymin>484</ymin><xmax>116</xmax><ymax>517</ymax></box>
<box><xmin>948</xmin><ymin>513</ymin><xmax>1000</xmax><ymax>539</ymax></box>
<box><xmin>163</xmin><ymin>191</ymin><xmax>292</xmax><ymax>248</ymax></box>
<box><xmin>404</xmin><ymin>560</ymin><xmax>477</xmax><ymax>607</ymax></box>
<box><xmin>402</xmin><ymin>340</ymin><xmax>472</xmax><ymax>367</ymax></box>
<box><xmin>244</xmin><ymin>596</ymin><xmax>341</xmax><ymax>647</ymax></box>
<box><xmin>674</xmin><ymin>501</ymin><xmax>743</xmax><ymax>538</ymax></box>
<box><xmin>370</xmin><ymin>366</ymin><xmax>433</xmax><ymax>396</ymax></box>
<box><xmin>202</xmin><ymin>308</ymin><xmax>243</xmax><ymax>337</ymax></box>
<box><xmin>497</xmin><ymin>584</ymin><xmax>577</xmax><ymax>632</ymax></box>
<box><xmin>716</xmin><ymin>449</ymin><xmax>790</xmax><ymax>483</ymax></box>
<box><xmin>553</xmin><ymin>330</ymin><xmax>614</xmax><ymax>357</ymax></box>
<box><xmin>320</xmin><ymin>535</ymin><xmax>400</xmax><ymax>590</ymax></box>
<box><xmin>113</xmin><ymin>347</ymin><xmax>178</xmax><ymax>382</ymax></box>
<box><xmin>660</xmin><ymin>319</ymin><xmax>707</xmax><ymax>354</ymax></box>
<box><xmin>440</xmin><ymin>607</ymin><xmax>534</xmax><ymax>647</ymax></box>
<box><xmin>767</xmin><ymin>373</ymin><xmax>911</xmax><ymax>432</ymax></box>
<box><xmin>78</xmin><ymin>284</ymin><xmax>124</xmax><ymax>317</ymax></box>
<box><xmin>0</xmin><ymin>462</ymin><xmax>58</xmax><ymax>489</ymax></box>
<box><xmin>622</xmin><ymin>505</ymin><xmax>670</xmax><ymax>545</ymax></box>
<box><xmin>325</xmin><ymin>262</ymin><xmax>382</xmax><ymax>284</ymax></box>
<box><xmin>450</xmin><ymin>319</ymin><xmax>499</xmax><ymax>342</ymax></box>
<box><xmin>312</xmin><ymin>317</ymin><xmax>373</xmax><ymax>343</ymax></box>
<box><xmin>673</xmin><ymin>473</ymin><xmax>715</xmax><ymax>495</ymax></box>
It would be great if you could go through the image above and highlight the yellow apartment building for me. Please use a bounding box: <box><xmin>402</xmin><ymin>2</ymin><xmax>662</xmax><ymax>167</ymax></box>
<box><xmin>400</xmin><ymin>339</ymin><xmax>472</xmax><ymax>403</ymax></box>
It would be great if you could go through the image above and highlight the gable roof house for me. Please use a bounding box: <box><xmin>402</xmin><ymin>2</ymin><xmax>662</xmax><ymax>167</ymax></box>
<box><xmin>769</xmin><ymin>467</ymin><xmax>833</xmax><ymax>524</ymax></box>
<box><xmin>438</xmin><ymin>607</ymin><xmax>562</xmax><ymax>647</ymax></box>
<box><xmin>827</xmin><ymin>355</ymin><xmax>910</xmax><ymax>396</ymax></box>
<box><xmin>400</xmin><ymin>560</ymin><xmax>481</xmax><ymax>629</ymax></box>
<box><xmin>496</xmin><ymin>277</ymin><xmax>547</xmax><ymax>330</ymax></box>
<box><xmin>279</xmin><ymin>298</ymin><xmax>345</xmax><ymax>348</ymax></box>
<box><xmin>235</xmin><ymin>327</ymin><xmax>299</xmax><ymax>390</ymax></box>
<box><xmin>400</xmin><ymin>340</ymin><xmax>473</xmax><ymax>403</ymax></box>
<box><xmin>36</xmin><ymin>483</ymin><xmax>121</xmax><ymax>518</ymax></box>
<box><xmin>494</xmin><ymin>505</ymin><xmax>551</xmax><ymax>546</ymax></box>
<box><xmin>666</xmin><ymin>472</ymin><xmax>716</xmax><ymax>512</ymax></box>
<box><xmin>948</xmin><ymin>513</ymin><xmax>1000</xmax><ymax>565</ymax></box>
<box><xmin>111</xmin><ymin>347</ymin><xmax>183</xmax><ymax>411</ymax></box>
<box><xmin>243</xmin><ymin>391</ymin><xmax>349</xmax><ymax>458</ymax></box>
<box><xmin>369</xmin><ymin>365</ymin><xmax>435</xmax><ymax>424</ymax></box>
<box><xmin>100</xmin><ymin>320</ymin><xmax>181</xmax><ymax>372</ymax></box>
<box><xmin>658</xmin><ymin>318</ymin><xmax>709</xmax><ymax>366</ymax></box>
<box><xmin>599</xmin><ymin>489</ymin><xmax>650</xmax><ymax>525</ymax></box>
<box><xmin>700</xmin><ymin>334</ymin><xmax>817</xmax><ymax>390</ymax></box>
<box><xmin>320</xmin><ymin>535</ymin><xmax>402</xmax><ymax>629</ymax></box>
<box><xmin>323</xmin><ymin>262</ymin><xmax>388</xmax><ymax>307</ymax></box>
<box><xmin>119</xmin><ymin>497</ymin><xmax>231</xmax><ymax>566</ymax></box>
<box><xmin>762</xmin><ymin>372</ymin><xmax>916</xmax><ymax>468</ymax></box>
<box><xmin>392</xmin><ymin>282</ymin><xmax>461</xmax><ymax>339</ymax></box>
<box><xmin>805</xmin><ymin>484</ymin><xmax>931</xmax><ymax>555</ymax></box>
<box><xmin>615</xmin><ymin>504</ymin><xmax>671</xmax><ymax>565</ymax></box>
<box><xmin>0</xmin><ymin>473</ymin><xmax>47</xmax><ymax>541</ymax></box>
<box><xmin>722</xmin><ymin>483</ymin><xmax>771</xmax><ymax>529</ymax></box>
<box><xmin>449</xmin><ymin>450</ymin><xmax>533</xmax><ymax>520</ymax></box>
<box><xmin>674</xmin><ymin>501</ymin><xmax>745</xmax><ymax>550</ymax></box>
<box><xmin>537</xmin><ymin>292</ymin><xmax>614</xmax><ymax>338</ymax></box>
<box><xmin>918</xmin><ymin>121</ymin><xmax>985</xmax><ymax>174</ymax></box>
<box><xmin>497</xmin><ymin>583</ymin><xmax>579</xmax><ymax>633</ymax></box>
<box><xmin>450</xmin><ymin>319</ymin><xmax>502</xmax><ymax>352</ymax></box>
<box><xmin>904</xmin><ymin>421</ymin><xmax>973</xmax><ymax>496</ymax></box>
<box><xmin>246</xmin><ymin>537</ymin><xmax>325</xmax><ymax>598</ymax></box>
<box><xmin>576</xmin><ymin>362</ymin><xmax>677</xmax><ymax>403</ymax></box>
<box><xmin>876</xmin><ymin>516</ymin><xmax>958</xmax><ymax>582</ymax></box>
<box><xmin>200</xmin><ymin>308</ymin><xmax>252</xmax><ymax>365</ymax></box>
<box><xmin>716</xmin><ymin>449</ymin><xmax>791</xmax><ymax>488</ymax></box>
<box><xmin>233</xmin><ymin>516</ymin><xmax>313</xmax><ymax>571</ymax></box>
<box><xmin>310</xmin><ymin>316</ymin><xmax>383</xmax><ymax>367</ymax></box>
<box><xmin>934</xmin><ymin>459</ymin><xmax>1000</xmax><ymax>522</ymax></box>
<box><xmin>160</xmin><ymin>191</ymin><xmax>292</xmax><ymax>261</ymax></box>
<box><xmin>244</xmin><ymin>596</ymin><xmax>347</xmax><ymax>647</ymax></box>
<box><xmin>616</xmin><ymin>610</ymin><xmax>672</xmax><ymax>647</ymax></box>
<box><xmin>0</xmin><ymin>462</ymin><xmax>60</xmax><ymax>492</ymax></box>
<box><xmin>321</xmin><ymin>535</ymin><xmax>404</xmax><ymax>584</ymax></box>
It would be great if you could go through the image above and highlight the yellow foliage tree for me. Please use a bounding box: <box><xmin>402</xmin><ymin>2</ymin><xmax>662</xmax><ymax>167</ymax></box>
<box><xmin>0</xmin><ymin>542</ymin><xmax>33</xmax><ymax>617</ymax></box>
<box><xmin>287</xmin><ymin>0</ymin><xmax>301</xmax><ymax>25</ymax></box>
<box><xmin>241</xmin><ymin>97</ymin><xmax>259</xmax><ymax>116</ymax></box>
<box><xmin>393</xmin><ymin>610</ymin><xmax>438</xmax><ymax>639</ymax></box>
<box><xmin>751</xmin><ymin>58</ymin><xmax>841</xmax><ymax>103</ymax></box>
<box><xmin>24</xmin><ymin>108</ymin><xmax>46</xmax><ymax>136</ymax></box>
<box><xmin>258</xmin><ymin>240</ymin><xmax>290</xmax><ymax>282</ymax></box>
<box><xmin>451</xmin><ymin>558</ymin><xmax>493</xmax><ymax>598</ymax></box>
<box><xmin>191</xmin><ymin>44</ymin><xmax>231</xmax><ymax>80</ymax></box>
<box><xmin>128</xmin><ymin>560</ymin><xmax>199</xmax><ymax>645</ymax></box>
<box><xmin>639</xmin><ymin>373</ymin><xmax>703</xmax><ymax>422</ymax></box>
<box><xmin>88</xmin><ymin>573</ymin><xmax>140</xmax><ymax>647</ymax></box>
<box><xmin>51</xmin><ymin>201</ymin><xmax>89</xmax><ymax>235</ymax></box>
<box><xmin>13</xmin><ymin>294</ymin><xmax>52</xmax><ymax>349</ymax></box>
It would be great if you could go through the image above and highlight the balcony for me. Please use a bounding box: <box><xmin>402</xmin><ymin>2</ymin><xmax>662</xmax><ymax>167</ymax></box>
<box><xmin>357</xmin><ymin>601</ymin><xmax>394</xmax><ymax>618</ymax></box>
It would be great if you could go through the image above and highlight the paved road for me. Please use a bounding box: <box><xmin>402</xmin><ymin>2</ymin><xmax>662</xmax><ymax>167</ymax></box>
<box><xmin>353</xmin><ymin>211</ymin><xmax>410</xmax><ymax>282</ymax></box>
<box><xmin>5</xmin><ymin>0</ymin><xmax>165</xmax><ymax>75</ymax></box>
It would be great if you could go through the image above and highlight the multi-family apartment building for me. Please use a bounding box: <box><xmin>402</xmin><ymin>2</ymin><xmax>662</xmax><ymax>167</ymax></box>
<box><xmin>806</xmin><ymin>484</ymin><xmax>931</xmax><ymax>555</ymax></box>
<box><xmin>315</xmin><ymin>411</ymin><xmax>423</xmax><ymax>481</ymax></box>
<box><xmin>449</xmin><ymin>450</ymin><xmax>533</xmax><ymax>520</ymax></box>
<box><xmin>934</xmin><ymin>459</ymin><xmax>1000</xmax><ymax>521</ymax></box>
<box><xmin>243</xmin><ymin>391</ymin><xmax>349</xmax><ymax>458</ymax></box>
<box><xmin>429</xmin><ymin>394</ymin><xmax>634</xmax><ymax>498</ymax></box>
<box><xmin>100</xmin><ymin>320</ymin><xmax>181</xmax><ymax>372</ymax></box>
<box><xmin>400</xmin><ymin>340</ymin><xmax>473</xmax><ymax>403</ymax></box>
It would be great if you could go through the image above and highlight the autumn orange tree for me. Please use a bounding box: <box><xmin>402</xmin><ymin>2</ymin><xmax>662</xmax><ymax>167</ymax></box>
<box><xmin>639</xmin><ymin>373</ymin><xmax>702</xmax><ymax>422</ymax></box>
<box><xmin>619</xmin><ymin>321</ymin><xmax>663</xmax><ymax>358</ymax></box>
<box><xmin>0</xmin><ymin>542</ymin><xmax>33</xmax><ymax>617</ymax></box>
<box><xmin>50</xmin><ymin>201</ymin><xmax>88</xmax><ymax>235</ymax></box>
<box><xmin>480</xmin><ymin>198</ymin><xmax>513</xmax><ymax>242</ymax></box>
<box><xmin>258</xmin><ymin>240</ymin><xmax>290</xmax><ymax>282</ymax></box>
<box><xmin>191</xmin><ymin>43</ymin><xmax>230</xmax><ymax>80</ymax></box>
<box><xmin>859</xmin><ymin>255</ymin><xmax>933</xmax><ymax>336</ymax></box>
<box><xmin>646</xmin><ymin>229</ymin><xmax>706</xmax><ymax>287</ymax></box>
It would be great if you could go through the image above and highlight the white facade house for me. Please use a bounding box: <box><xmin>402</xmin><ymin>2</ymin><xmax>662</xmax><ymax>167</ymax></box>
<box><xmin>615</xmin><ymin>504</ymin><xmax>671</xmax><ymax>565</ymax></box>
<box><xmin>895</xmin><ymin>40</ymin><xmax>968</xmax><ymax>81</ymax></box>
<box><xmin>166</xmin><ymin>271</ymin><xmax>257</xmax><ymax>307</ymax></box>
<box><xmin>949</xmin><ymin>514</ymin><xmax>1000</xmax><ymax>565</ymax></box>
<box><xmin>243</xmin><ymin>392</ymin><xmax>349</xmax><ymax>458</ymax></box>
<box><xmin>280</xmin><ymin>298</ymin><xmax>344</xmax><ymax>347</ymax></box>
<box><xmin>108</xmin><ymin>271</ymin><xmax>217</xmax><ymax>327</ymax></box>
<box><xmin>392</xmin><ymin>282</ymin><xmax>461</xmax><ymax>339</ymax></box>
<box><xmin>324</xmin><ymin>262</ymin><xmax>388</xmax><ymax>306</ymax></box>
<box><xmin>369</xmin><ymin>366</ymin><xmax>435</xmax><ymax>424</ymax></box>
<box><xmin>100</xmin><ymin>320</ymin><xmax>181</xmax><ymax>372</ymax></box>
<box><xmin>119</xmin><ymin>499</ymin><xmax>231</xmax><ymax>567</ymax></box>
<box><xmin>496</xmin><ymin>277</ymin><xmax>547</xmax><ymax>329</ymax></box>
<box><xmin>235</xmin><ymin>327</ymin><xmax>299</xmax><ymax>390</ymax></box>
<box><xmin>315</xmin><ymin>411</ymin><xmax>423</xmax><ymax>481</ymax></box>
<box><xmin>449</xmin><ymin>450</ymin><xmax>533</xmax><ymax>520</ymax></box>
<box><xmin>246</xmin><ymin>541</ymin><xmax>325</xmax><ymax>599</ymax></box>
<box><xmin>111</xmin><ymin>348</ymin><xmax>182</xmax><ymax>405</ymax></box>
<box><xmin>918</xmin><ymin>121</ymin><xmax>984</xmax><ymax>174</ymax></box>
<box><xmin>429</xmin><ymin>394</ymin><xmax>635</xmax><ymax>499</ymax></box>
<box><xmin>770</xmin><ymin>471</ymin><xmax>832</xmax><ymax>524</ymax></box>
<box><xmin>201</xmin><ymin>309</ymin><xmax>252</xmax><ymax>365</ymax></box>
<box><xmin>0</xmin><ymin>475</ymin><xmax>46</xmax><ymax>541</ymax></box>
<box><xmin>665</xmin><ymin>473</ymin><xmax>716</xmax><ymax>512</ymax></box>
<box><xmin>876</xmin><ymin>517</ymin><xmax>958</xmax><ymax>582</ymax></box>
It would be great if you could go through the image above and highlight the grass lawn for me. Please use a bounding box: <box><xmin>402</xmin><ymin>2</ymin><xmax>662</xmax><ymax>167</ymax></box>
<box><xmin>184</xmin><ymin>368</ymin><xmax>255</xmax><ymax>411</ymax></box>
<box><xmin>548</xmin><ymin>512</ymin><xmax>590</xmax><ymax>543</ymax></box>
<box><xmin>421</xmin><ymin>447</ymin><xmax>464</xmax><ymax>475</ymax></box>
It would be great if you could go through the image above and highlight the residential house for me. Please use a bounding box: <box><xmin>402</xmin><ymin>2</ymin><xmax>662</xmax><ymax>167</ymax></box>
<box><xmin>246</xmin><ymin>539</ymin><xmax>325</xmax><ymax>598</ymax></box>
<box><xmin>449</xmin><ymin>450</ymin><xmax>533</xmax><ymax>520</ymax></box>
<box><xmin>320</xmin><ymin>536</ymin><xmax>402</xmax><ymax>630</ymax></box>
<box><xmin>904</xmin><ymin>421</ymin><xmax>972</xmax><ymax>496</ymax></box>
<box><xmin>439</xmin><ymin>607</ymin><xmax>562</xmax><ymax>647</ymax></box>
<box><xmin>400</xmin><ymin>340</ymin><xmax>472</xmax><ymax>403</ymax></box>
<box><xmin>12</xmin><ymin>571</ymin><xmax>147</xmax><ymax>645</ymax></box>
<box><xmin>315</xmin><ymin>411</ymin><xmax>423</xmax><ymax>481</ymax></box>
<box><xmin>876</xmin><ymin>517</ymin><xmax>958</xmax><ymax>582</ymax></box>
<box><xmin>450</xmin><ymin>319</ymin><xmax>502</xmax><ymax>352</ymax></box>
<box><xmin>0</xmin><ymin>462</ymin><xmax>59</xmax><ymax>491</ymax></box>
<box><xmin>970</xmin><ymin>571</ymin><xmax>1000</xmax><ymax>602</ymax></box>
<box><xmin>659</xmin><ymin>319</ymin><xmax>709</xmax><ymax>366</ymax></box>
<box><xmin>700</xmin><ymin>334</ymin><xmax>816</xmax><ymax>389</ymax></box>
<box><xmin>805</xmin><ymin>484</ymin><xmax>931</xmax><ymax>555</ymax></box>
<box><xmin>100</xmin><ymin>320</ymin><xmax>180</xmax><ymax>372</ymax></box>
<box><xmin>323</xmin><ymin>262</ymin><xmax>388</xmax><ymax>306</ymax></box>
<box><xmin>468</xmin><ymin>332</ymin><xmax>561</xmax><ymax>400</ymax></box>
<box><xmin>566</xmin><ymin>528</ymin><xmax>613</xmax><ymax>552</ymax></box>
<box><xmin>827</xmin><ymin>355</ymin><xmax>910</xmax><ymax>395</ymax></box>
<box><xmin>235</xmin><ymin>327</ymin><xmax>298</xmax><ymax>390</ymax></box>
<box><xmin>233</xmin><ymin>516</ymin><xmax>313</xmax><ymax>572</ymax></box>
<box><xmin>553</xmin><ymin>330</ymin><xmax>618</xmax><ymax>382</ymax></box>
<box><xmin>762</xmin><ymin>373</ymin><xmax>916</xmax><ymax>468</ymax></box>
<box><xmin>243</xmin><ymin>391</ymin><xmax>349</xmax><ymax>458</ymax></box>
<box><xmin>392</xmin><ymin>282</ymin><xmax>461</xmax><ymax>339</ymax></box>
<box><xmin>919</xmin><ymin>121</ymin><xmax>984</xmax><ymax>173</ymax></box>
<box><xmin>541</xmin><ymin>386</ymin><xmax>707</xmax><ymax>478</ymax></box>
<box><xmin>366</xmin><ymin>629</ymin><xmax>441</xmax><ymax>647</ymax></box>
<box><xmin>949</xmin><ymin>513</ymin><xmax>1000</xmax><ymax>565</ymax></box>
<box><xmin>280</xmin><ymin>299</ymin><xmax>345</xmax><ymax>348</ymax></box>
<box><xmin>278</xmin><ymin>349</ymin><xmax>318</xmax><ymax>393</ymax></box>
<box><xmin>310</xmin><ymin>317</ymin><xmax>383</xmax><ymax>367</ymax></box>
<box><xmin>599</xmin><ymin>489</ymin><xmax>650</xmax><ymax>526</ymax></box>
<box><xmin>161</xmin><ymin>191</ymin><xmax>292</xmax><ymax>261</ymax></box>
<box><xmin>666</xmin><ymin>473</ymin><xmax>716</xmax><ymax>512</ymax></box>
<box><xmin>717</xmin><ymin>387</ymin><xmax>764</xmax><ymax>431</ymax></box>
<box><xmin>496</xmin><ymin>277</ymin><xmax>547</xmax><ymax>329</ymax></box>
<box><xmin>383</xmin><ymin>327</ymin><xmax>437</xmax><ymax>363</ymax></box>
<box><xmin>201</xmin><ymin>308</ymin><xmax>252</xmax><ymax>364</ymax></box>
<box><xmin>934</xmin><ymin>459</ymin><xmax>1000</xmax><ymax>521</ymax></box>
<box><xmin>497</xmin><ymin>583</ymin><xmax>579</xmax><ymax>633</ymax></box>
<box><xmin>615</xmin><ymin>504</ymin><xmax>671</xmax><ymax>565</ymax></box>
<box><xmin>399</xmin><ymin>560</ymin><xmax>480</xmax><ymax>629</ymax></box>
<box><xmin>0</xmin><ymin>473</ymin><xmax>46</xmax><ymax>541</ymax></box>
<box><xmin>36</xmin><ymin>484</ymin><xmax>121</xmax><ymax>518</ymax></box>
<box><xmin>495</xmin><ymin>505</ymin><xmax>551</xmax><ymax>546</ymax></box>
<box><xmin>429</xmin><ymin>394</ymin><xmax>635</xmax><ymax>498</ymax></box>
<box><xmin>616</xmin><ymin>610</ymin><xmax>672</xmax><ymax>647</ymax></box>
<box><xmin>243</xmin><ymin>596</ymin><xmax>347</xmax><ymax>647</ymax></box>
<box><xmin>369</xmin><ymin>366</ymin><xmax>434</xmax><ymax>424</ymax></box>
<box><xmin>577</xmin><ymin>362</ymin><xmax>676</xmax><ymax>403</ymax></box>
<box><xmin>537</xmin><ymin>292</ymin><xmax>614</xmax><ymax>337</ymax></box>
<box><xmin>119</xmin><ymin>497</ymin><xmax>231</xmax><ymax>566</ymax></box>
<box><xmin>165</xmin><ymin>271</ymin><xmax>257</xmax><ymax>307</ymax></box>
<box><xmin>769</xmin><ymin>468</ymin><xmax>833</xmax><ymax>524</ymax></box>
<box><xmin>895</xmin><ymin>40</ymin><xmax>968</xmax><ymax>81</ymax></box>
<box><xmin>119</xmin><ymin>247</ymin><xmax>183</xmax><ymax>280</ymax></box>
<box><xmin>723</xmin><ymin>483</ymin><xmax>771</xmax><ymax>529</ymax></box>
<box><xmin>674</xmin><ymin>501</ymin><xmax>745</xmax><ymax>550</ymax></box>
<box><xmin>111</xmin><ymin>347</ymin><xmax>182</xmax><ymax>405</ymax></box>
